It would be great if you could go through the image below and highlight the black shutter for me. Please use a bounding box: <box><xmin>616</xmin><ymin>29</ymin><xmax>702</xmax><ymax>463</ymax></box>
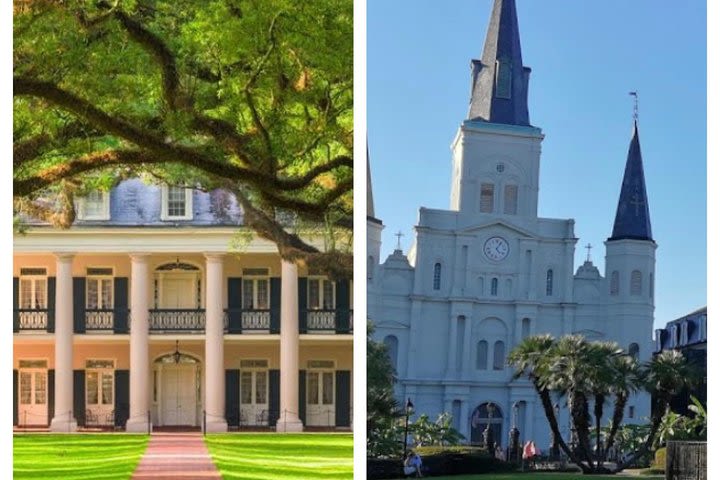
<box><xmin>270</xmin><ymin>277</ymin><xmax>281</xmax><ymax>334</ymax></box>
<box><xmin>73</xmin><ymin>370</ymin><xmax>85</xmax><ymax>426</ymax></box>
<box><xmin>47</xmin><ymin>277</ymin><xmax>56</xmax><ymax>333</ymax></box>
<box><xmin>114</xmin><ymin>278</ymin><xmax>129</xmax><ymax>334</ymax></box>
<box><xmin>73</xmin><ymin>277</ymin><xmax>86</xmax><ymax>334</ymax></box>
<box><xmin>299</xmin><ymin>370</ymin><xmax>307</xmax><ymax>425</ymax></box>
<box><xmin>13</xmin><ymin>370</ymin><xmax>18</xmax><ymax>426</ymax></box>
<box><xmin>335</xmin><ymin>370</ymin><xmax>351</xmax><ymax>427</ymax></box>
<box><xmin>114</xmin><ymin>370</ymin><xmax>129</xmax><ymax>428</ymax></box>
<box><xmin>48</xmin><ymin>369</ymin><xmax>55</xmax><ymax>426</ymax></box>
<box><xmin>298</xmin><ymin>278</ymin><xmax>308</xmax><ymax>334</ymax></box>
<box><xmin>336</xmin><ymin>280</ymin><xmax>350</xmax><ymax>334</ymax></box>
<box><xmin>225</xmin><ymin>370</ymin><xmax>240</xmax><ymax>427</ymax></box>
<box><xmin>269</xmin><ymin>369</ymin><xmax>280</xmax><ymax>426</ymax></box>
<box><xmin>13</xmin><ymin>278</ymin><xmax>19</xmax><ymax>333</ymax></box>
<box><xmin>227</xmin><ymin>278</ymin><xmax>243</xmax><ymax>333</ymax></box>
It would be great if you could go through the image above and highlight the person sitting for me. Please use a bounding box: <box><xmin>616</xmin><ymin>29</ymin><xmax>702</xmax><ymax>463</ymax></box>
<box><xmin>403</xmin><ymin>451</ymin><xmax>423</xmax><ymax>477</ymax></box>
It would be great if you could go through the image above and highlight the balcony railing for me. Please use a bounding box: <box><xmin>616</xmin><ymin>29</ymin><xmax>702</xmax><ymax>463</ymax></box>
<box><xmin>225</xmin><ymin>309</ymin><xmax>273</xmax><ymax>333</ymax></box>
<box><xmin>85</xmin><ymin>309</ymin><xmax>114</xmax><ymax>330</ymax></box>
<box><xmin>15</xmin><ymin>309</ymin><xmax>49</xmax><ymax>331</ymax></box>
<box><xmin>303</xmin><ymin>309</ymin><xmax>353</xmax><ymax>334</ymax></box>
<box><xmin>149</xmin><ymin>309</ymin><xmax>206</xmax><ymax>332</ymax></box>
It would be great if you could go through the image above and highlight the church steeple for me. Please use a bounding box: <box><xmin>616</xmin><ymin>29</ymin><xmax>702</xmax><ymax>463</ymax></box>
<box><xmin>468</xmin><ymin>0</ymin><xmax>531</xmax><ymax>126</ymax></box>
<box><xmin>608</xmin><ymin>121</ymin><xmax>653</xmax><ymax>242</ymax></box>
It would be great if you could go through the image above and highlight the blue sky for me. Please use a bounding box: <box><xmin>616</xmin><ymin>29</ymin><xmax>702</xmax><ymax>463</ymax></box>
<box><xmin>368</xmin><ymin>0</ymin><xmax>706</xmax><ymax>329</ymax></box>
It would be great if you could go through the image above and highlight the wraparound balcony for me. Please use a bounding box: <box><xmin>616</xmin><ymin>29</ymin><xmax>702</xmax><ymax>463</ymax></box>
<box><xmin>14</xmin><ymin>309</ymin><xmax>50</xmax><ymax>332</ymax></box>
<box><xmin>149</xmin><ymin>309</ymin><xmax>206</xmax><ymax>332</ymax></box>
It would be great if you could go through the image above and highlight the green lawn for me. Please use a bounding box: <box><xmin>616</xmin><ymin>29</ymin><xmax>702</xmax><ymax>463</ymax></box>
<box><xmin>205</xmin><ymin>433</ymin><xmax>353</xmax><ymax>480</ymax></box>
<box><xmin>13</xmin><ymin>434</ymin><xmax>149</xmax><ymax>480</ymax></box>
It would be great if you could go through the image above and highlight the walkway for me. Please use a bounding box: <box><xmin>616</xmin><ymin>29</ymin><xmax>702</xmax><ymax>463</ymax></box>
<box><xmin>132</xmin><ymin>432</ymin><xmax>222</xmax><ymax>479</ymax></box>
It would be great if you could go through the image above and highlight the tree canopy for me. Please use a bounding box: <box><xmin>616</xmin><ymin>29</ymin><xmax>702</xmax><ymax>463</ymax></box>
<box><xmin>13</xmin><ymin>0</ymin><xmax>353</xmax><ymax>277</ymax></box>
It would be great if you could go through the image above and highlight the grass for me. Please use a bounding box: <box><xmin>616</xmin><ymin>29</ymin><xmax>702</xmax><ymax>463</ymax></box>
<box><xmin>205</xmin><ymin>433</ymin><xmax>353</xmax><ymax>480</ymax></box>
<box><xmin>13</xmin><ymin>434</ymin><xmax>149</xmax><ymax>480</ymax></box>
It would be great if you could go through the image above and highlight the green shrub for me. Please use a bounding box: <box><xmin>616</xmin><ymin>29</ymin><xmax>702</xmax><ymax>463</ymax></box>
<box><xmin>415</xmin><ymin>445</ymin><xmax>489</xmax><ymax>456</ymax></box>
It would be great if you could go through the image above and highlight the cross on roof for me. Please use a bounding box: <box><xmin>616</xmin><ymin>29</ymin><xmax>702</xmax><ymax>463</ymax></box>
<box><xmin>630</xmin><ymin>192</ymin><xmax>644</xmax><ymax>215</ymax></box>
<box><xmin>395</xmin><ymin>230</ymin><xmax>404</xmax><ymax>251</ymax></box>
<box><xmin>629</xmin><ymin>91</ymin><xmax>639</xmax><ymax>123</ymax></box>
<box><xmin>585</xmin><ymin>243</ymin><xmax>593</xmax><ymax>262</ymax></box>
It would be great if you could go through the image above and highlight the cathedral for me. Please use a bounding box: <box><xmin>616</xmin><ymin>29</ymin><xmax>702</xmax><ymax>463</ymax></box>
<box><xmin>367</xmin><ymin>0</ymin><xmax>654</xmax><ymax>447</ymax></box>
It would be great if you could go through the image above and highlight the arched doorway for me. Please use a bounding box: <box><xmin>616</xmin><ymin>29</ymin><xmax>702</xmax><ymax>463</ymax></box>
<box><xmin>470</xmin><ymin>402</ymin><xmax>503</xmax><ymax>447</ymax></box>
<box><xmin>153</xmin><ymin>352</ymin><xmax>201</xmax><ymax>426</ymax></box>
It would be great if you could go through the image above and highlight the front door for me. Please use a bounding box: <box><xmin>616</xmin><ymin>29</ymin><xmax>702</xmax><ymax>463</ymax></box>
<box><xmin>18</xmin><ymin>368</ymin><xmax>47</xmax><ymax>426</ymax></box>
<box><xmin>240</xmin><ymin>369</ymin><xmax>268</xmax><ymax>425</ymax></box>
<box><xmin>161</xmin><ymin>364</ymin><xmax>197</xmax><ymax>426</ymax></box>
<box><xmin>161</xmin><ymin>277</ymin><xmax>196</xmax><ymax>309</ymax></box>
<box><xmin>306</xmin><ymin>370</ymin><xmax>335</xmax><ymax>426</ymax></box>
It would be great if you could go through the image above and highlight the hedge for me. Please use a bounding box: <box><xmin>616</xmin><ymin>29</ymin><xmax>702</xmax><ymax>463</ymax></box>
<box><xmin>367</xmin><ymin>451</ymin><xmax>516</xmax><ymax>479</ymax></box>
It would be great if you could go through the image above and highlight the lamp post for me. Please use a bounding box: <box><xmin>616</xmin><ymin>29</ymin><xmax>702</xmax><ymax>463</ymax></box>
<box><xmin>173</xmin><ymin>340</ymin><xmax>182</xmax><ymax>364</ymax></box>
<box><xmin>483</xmin><ymin>403</ymin><xmax>496</xmax><ymax>455</ymax></box>
<box><xmin>509</xmin><ymin>402</ymin><xmax>520</xmax><ymax>463</ymax></box>
<box><xmin>551</xmin><ymin>403</ymin><xmax>560</xmax><ymax>460</ymax></box>
<box><xmin>403</xmin><ymin>398</ymin><xmax>414</xmax><ymax>458</ymax></box>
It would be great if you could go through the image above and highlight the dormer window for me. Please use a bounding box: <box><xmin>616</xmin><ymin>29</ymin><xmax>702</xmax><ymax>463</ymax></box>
<box><xmin>495</xmin><ymin>59</ymin><xmax>512</xmax><ymax>99</ymax></box>
<box><xmin>161</xmin><ymin>186</ymin><xmax>193</xmax><ymax>220</ymax></box>
<box><xmin>77</xmin><ymin>191</ymin><xmax>110</xmax><ymax>220</ymax></box>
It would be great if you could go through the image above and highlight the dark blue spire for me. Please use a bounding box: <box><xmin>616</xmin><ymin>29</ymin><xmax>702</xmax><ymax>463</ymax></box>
<box><xmin>468</xmin><ymin>0</ymin><xmax>531</xmax><ymax>126</ymax></box>
<box><xmin>609</xmin><ymin>122</ymin><xmax>653</xmax><ymax>242</ymax></box>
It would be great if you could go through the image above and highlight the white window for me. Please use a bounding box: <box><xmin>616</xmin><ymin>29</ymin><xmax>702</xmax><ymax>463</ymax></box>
<box><xmin>490</xmin><ymin>277</ymin><xmax>498</xmax><ymax>296</ymax></box>
<box><xmin>85</xmin><ymin>359</ymin><xmax>114</xmax><ymax>406</ymax></box>
<box><xmin>161</xmin><ymin>186</ymin><xmax>193</xmax><ymax>220</ymax></box>
<box><xmin>480</xmin><ymin>183</ymin><xmax>494</xmax><ymax>213</ymax></box>
<box><xmin>546</xmin><ymin>269</ymin><xmax>554</xmax><ymax>296</ymax></box>
<box><xmin>77</xmin><ymin>190</ymin><xmax>110</xmax><ymax>220</ymax></box>
<box><xmin>243</xmin><ymin>277</ymin><xmax>270</xmax><ymax>310</ymax></box>
<box><xmin>476</xmin><ymin>341</ymin><xmax>488</xmax><ymax>370</ymax></box>
<box><xmin>433</xmin><ymin>263</ymin><xmax>442</xmax><ymax>290</ymax></box>
<box><xmin>19</xmin><ymin>268</ymin><xmax>48</xmax><ymax>309</ymax></box>
<box><xmin>307</xmin><ymin>360</ymin><xmax>335</xmax><ymax>406</ymax></box>
<box><xmin>631</xmin><ymin>270</ymin><xmax>642</xmax><ymax>296</ymax></box>
<box><xmin>308</xmin><ymin>278</ymin><xmax>335</xmax><ymax>310</ymax></box>
<box><xmin>86</xmin><ymin>268</ymin><xmax>113</xmax><ymax>310</ymax></box>
<box><xmin>493</xmin><ymin>341</ymin><xmax>505</xmax><ymax>370</ymax></box>
<box><xmin>504</xmin><ymin>184</ymin><xmax>518</xmax><ymax>215</ymax></box>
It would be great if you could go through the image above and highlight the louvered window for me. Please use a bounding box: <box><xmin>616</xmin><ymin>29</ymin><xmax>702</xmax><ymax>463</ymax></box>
<box><xmin>480</xmin><ymin>183</ymin><xmax>494</xmax><ymax>213</ymax></box>
<box><xmin>504</xmin><ymin>184</ymin><xmax>518</xmax><ymax>215</ymax></box>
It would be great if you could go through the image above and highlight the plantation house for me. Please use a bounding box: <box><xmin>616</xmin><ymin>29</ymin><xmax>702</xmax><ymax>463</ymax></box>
<box><xmin>13</xmin><ymin>179</ymin><xmax>353</xmax><ymax>432</ymax></box>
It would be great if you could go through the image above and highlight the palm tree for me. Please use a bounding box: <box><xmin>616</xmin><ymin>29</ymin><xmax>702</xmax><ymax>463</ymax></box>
<box><xmin>603</xmin><ymin>353</ymin><xmax>641</xmax><ymax>461</ymax></box>
<box><xmin>618</xmin><ymin>350</ymin><xmax>698</xmax><ymax>470</ymax></box>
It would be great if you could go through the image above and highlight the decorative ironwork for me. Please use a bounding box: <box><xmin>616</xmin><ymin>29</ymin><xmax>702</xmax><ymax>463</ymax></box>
<box><xmin>242</xmin><ymin>310</ymin><xmax>270</xmax><ymax>330</ymax></box>
<box><xmin>16</xmin><ymin>310</ymin><xmax>49</xmax><ymax>330</ymax></box>
<box><xmin>307</xmin><ymin>310</ymin><xmax>336</xmax><ymax>331</ymax></box>
<box><xmin>85</xmin><ymin>310</ymin><xmax>114</xmax><ymax>330</ymax></box>
<box><xmin>156</xmin><ymin>262</ymin><xmax>199</xmax><ymax>271</ymax></box>
<box><xmin>149</xmin><ymin>309</ymin><xmax>206</xmax><ymax>331</ymax></box>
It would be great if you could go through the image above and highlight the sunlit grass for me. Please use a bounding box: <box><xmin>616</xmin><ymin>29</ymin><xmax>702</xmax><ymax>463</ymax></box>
<box><xmin>205</xmin><ymin>433</ymin><xmax>353</xmax><ymax>480</ymax></box>
<box><xmin>13</xmin><ymin>434</ymin><xmax>149</xmax><ymax>480</ymax></box>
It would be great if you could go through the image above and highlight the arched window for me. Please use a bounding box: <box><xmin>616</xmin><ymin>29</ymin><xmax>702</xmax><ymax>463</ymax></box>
<box><xmin>610</xmin><ymin>271</ymin><xmax>619</xmax><ymax>296</ymax></box>
<box><xmin>433</xmin><ymin>263</ymin><xmax>442</xmax><ymax>290</ymax></box>
<box><xmin>631</xmin><ymin>270</ymin><xmax>642</xmax><ymax>296</ymax></box>
<box><xmin>476</xmin><ymin>341</ymin><xmax>488</xmax><ymax>370</ymax></box>
<box><xmin>546</xmin><ymin>269</ymin><xmax>554</xmax><ymax>296</ymax></box>
<box><xmin>470</xmin><ymin>403</ymin><xmax>503</xmax><ymax>446</ymax></box>
<box><xmin>383</xmin><ymin>335</ymin><xmax>399</xmax><ymax>371</ymax></box>
<box><xmin>367</xmin><ymin>256</ymin><xmax>374</xmax><ymax>280</ymax></box>
<box><xmin>491</xmin><ymin>278</ymin><xmax>498</xmax><ymax>296</ymax></box>
<box><xmin>493</xmin><ymin>341</ymin><xmax>505</xmax><ymax>370</ymax></box>
<box><xmin>628</xmin><ymin>343</ymin><xmax>639</xmax><ymax>359</ymax></box>
<box><xmin>504</xmin><ymin>184</ymin><xmax>518</xmax><ymax>215</ymax></box>
<box><xmin>480</xmin><ymin>183</ymin><xmax>495</xmax><ymax>213</ymax></box>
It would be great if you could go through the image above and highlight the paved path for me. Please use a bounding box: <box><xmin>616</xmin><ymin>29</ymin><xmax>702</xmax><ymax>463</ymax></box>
<box><xmin>132</xmin><ymin>433</ymin><xmax>222</xmax><ymax>479</ymax></box>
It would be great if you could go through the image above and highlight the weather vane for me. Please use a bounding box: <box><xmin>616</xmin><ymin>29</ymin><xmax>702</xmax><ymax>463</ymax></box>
<box><xmin>395</xmin><ymin>230</ymin><xmax>404</xmax><ymax>251</ymax></box>
<box><xmin>629</xmin><ymin>91</ymin><xmax>639</xmax><ymax>123</ymax></box>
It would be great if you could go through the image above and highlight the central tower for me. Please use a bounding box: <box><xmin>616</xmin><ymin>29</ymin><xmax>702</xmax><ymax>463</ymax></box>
<box><xmin>450</xmin><ymin>0</ymin><xmax>543</xmax><ymax>219</ymax></box>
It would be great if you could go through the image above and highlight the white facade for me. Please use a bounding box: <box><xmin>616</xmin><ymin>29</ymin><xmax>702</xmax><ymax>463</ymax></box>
<box><xmin>368</xmin><ymin>0</ymin><xmax>654</xmax><ymax>449</ymax></box>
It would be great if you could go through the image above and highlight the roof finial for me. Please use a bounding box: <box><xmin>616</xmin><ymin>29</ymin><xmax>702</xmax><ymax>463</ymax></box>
<box><xmin>629</xmin><ymin>91</ymin><xmax>639</xmax><ymax>124</ymax></box>
<box><xmin>585</xmin><ymin>243</ymin><xmax>592</xmax><ymax>262</ymax></box>
<box><xmin>394</xmin><ymin>230</ymin><xmax>404</xmax><ymax>251</ymax></box>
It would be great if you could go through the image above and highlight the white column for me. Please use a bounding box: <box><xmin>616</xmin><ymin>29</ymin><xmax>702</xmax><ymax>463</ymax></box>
<box><xmin>50</xmin><ymin>253</ymin><xmax>77</xmax><ymax>432</ymax></box>
<box><xmin>459</xmin><ymin>400</ymin><xmax>470</xmax><ymax>442</ymax></box>
<box><xmin>276</xmin><ymin>260</ymin><xmax>303</xmax><ymax>432</ymax></box>
<box><xmin>204</xmin><ymin>253</ymin><xmax>227</xmax><ymax>432</ymax></box>
<box><xmin>445</xmin><ymin>316</ymin><xmax>457</xmax><ymax>378</ymax></box>
<box><xmin>126</xmin><ymin>254</ymin><xmax>151</xmax><ymax>432</ymax></box>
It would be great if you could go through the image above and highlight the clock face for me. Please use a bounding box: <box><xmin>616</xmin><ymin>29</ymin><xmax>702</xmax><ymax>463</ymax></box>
<box><xmin>483</xmin><ymin>236</ymin><xmax>510</xmax><ymax>261</ymax></box>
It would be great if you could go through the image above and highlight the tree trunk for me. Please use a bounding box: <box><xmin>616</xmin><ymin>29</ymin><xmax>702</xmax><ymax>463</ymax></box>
<box><xmin>603</xmin><ymin>393</ymin><xmax>627</xmax><ymax>461</ymax></box>
<box><xmin>570</xmin><ymin>390</ymin><xmax>596</xmax><ymax>471</ymax></box>
<box><xmin>594</xmin><ymin>393</ymin><xmax>605</xmax><ymax>462</ymax></box>
<box><xmin>613</xmin><ymin>400</ymin><xmax>667</xmax><ymax>473</ymax></box>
